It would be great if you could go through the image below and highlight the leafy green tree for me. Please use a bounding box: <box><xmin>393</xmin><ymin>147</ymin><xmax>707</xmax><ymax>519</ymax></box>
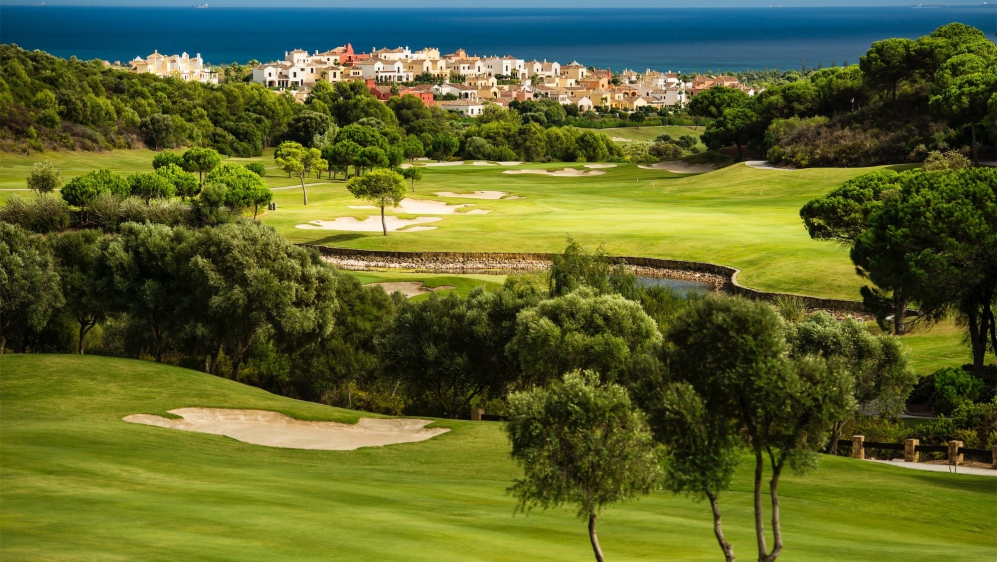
<box><xmin>922</xmin><ymin>150</ymin><xmax>971</xmax><ymax>171</ymax></box>
<box><xmin>152</xmin><ymin>151</ymin><xmax>184</xmax><ymax>171</ymax></box>
<box><xmin>859</xmin><ymin>38</ymin><xmax>919</xmax><ymax>100</ymax></box>
<box><xmin>323</xmin><ymin>81</ymin><xmax>398</xmax><ymax>127</ymax></box>
<box><xmin>667</xmin><ymin>296</ymin><xmax>854</xmax><ymax>562</ymax></box>
<box><xmin>509</xmin><ymin>288</ymin><xmax>661</xmax><ymax>387</ymax></box>
<box><xmin>26</xmin><ymin>161</ymin><xmax>62</xmax><ymax>194</ymax></box>
<box><xmin>0</xmin><ymin>194</ymin><xmax>71</xmax><ymax>234</ymax></box>
<box><xmin>50</xmin><ymin>230</ymin><xmax>113</xmax><ymax>353</ymax></box>
<box><xmin>688</xmin><ymin>86</ymin><xmax>749</xmax><ymax>119</ymax></box>
<box><xmin>284</xmin><ymin>110</ymin><xmax>333</xmax><ymax>147</ymax></box>
<box><xmin>244</xmin><ymin>162</ymin><xmax>267</xmax><ymax>177</ymax></box>
<box><xmin>324</xmin><ymin>140</ymin><xmax>361</xmax><ymax>179</ymax></box>
<box><xmin>701</xmin><ymin>107</ymin><xmax>760</xmax><ymax>158</ymax></box>
<box><xmin>61</xmin><ymin>169</ymin><xmax>130</xmax><ymax>209</ymax></box>
<box><xmin>785</xmin><ymin>311</ymin><xmax>917</xmax><ymax>451</ymax></box>
<box><xmin>274</xmin><ymin>141</ymin><xmax>326</xmax><ymax>205</ymax></box>
<box><xmin>346</xmin><ymin>169</ymin><xmax>406</xmax><ymax>236</ymax></box>
<box><xmin>181</xmin><ymin>147</ymin><xmax>222</xmax><ymax>185</ymax></box>
<box><xmin>387</xmin><ymin>95</ymin><xmax>433</xmax><ymax>130</ymax></box>
<box><xmin>378</xmin><ymin>289</ymin><xmax>516</xmax><ymax>418</ymax></box>
<box><xmin>0</xmin><ymin>222</ymin><xmax>64</xmax><ymax>352</ymax></box>
<box><xmin>400</xmin><ymin>135</ymin><xmax>425</xmax><ymax>160</ymax></box>
<box><xmin>505</xmin><ymin>370</ymin><xmax>661</xmax><ymax>562</ymax></box>
<box><xmin>205</xmin><ymin>163</ymin><xmax>271</xmax><ymax>218</ymax></box>
<box><xmin>429</xmin><ymin>132</ymin><xmax>459</xmax><ymax>162</ymax></box>
<box><xmin>929</xmin><ymin>70</ymin><xmax>997</xmax><ymax>165</ymax></box>
<box><xmin>139</xmin><ymin>113</ymin><xmax>176</xmax><ymax>150</ymax></box>
<box><xmin>128</xmin><ymin>172</ymin><xmax>175</xmax><ymax>202</ymax></box>
<box><xmin>855</xmin><ymin>168</ymin><xmax>996</xmax><ymax>378</ymax></box>
<box><xmin>401</xmin><ymin>167</ymin><xmax>423</xmax><ymax>191</ymax></box>
<box><xmin>355</xmin><ymin>146</ymin><xmax>389</xmax><ymax>175</ymax></box>
<box><xmin>155</xmin><ymin>163</ymin><xmax>200</xmax><ymax>200</ymax></box>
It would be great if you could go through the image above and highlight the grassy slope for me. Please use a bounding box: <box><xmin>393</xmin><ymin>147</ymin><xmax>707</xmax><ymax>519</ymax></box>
<box><xmin>1</xmin><ymin>354</ymin><xmax>994</xmax><ymax>562</ymax></box>
<box><xmin>600</xmin><ymin>125</ymin><xmax>704</xmax><ymax>143</ymax></box>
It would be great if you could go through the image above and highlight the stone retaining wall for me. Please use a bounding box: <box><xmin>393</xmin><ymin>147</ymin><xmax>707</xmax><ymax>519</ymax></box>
<box><xmin>302</xmin><ymin>245</ymin><xmax>870</xmax><ymax>315</ymax></box>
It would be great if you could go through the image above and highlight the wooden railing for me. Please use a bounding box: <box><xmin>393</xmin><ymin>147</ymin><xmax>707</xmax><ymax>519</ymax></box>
<box><xmin>840</xmin><ymin>435</ymin><xmax>996</xmax><ymax>469</ymax></box>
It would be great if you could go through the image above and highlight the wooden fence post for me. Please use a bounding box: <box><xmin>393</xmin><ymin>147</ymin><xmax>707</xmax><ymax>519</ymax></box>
<box><xmin>471</xmin><ymin>408</ymin><xmax>484</xmax><ymax>421</ymax></box>
<box><xmin>947</xmin><ymin>440</ymin><xmax>963</xmax><ymax>466</ymax></box>
<box><xmin>904</xmin><ymin>438</ymin><xmax>919</xmax><ymax>463</ymax></box>
<box><xmin>851</xmin><ymin>435</ymin><xmax>865</xmax><ymax>459</ymax></box>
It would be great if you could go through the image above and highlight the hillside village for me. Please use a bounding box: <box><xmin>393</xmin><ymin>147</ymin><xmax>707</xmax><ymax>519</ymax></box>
<box><xmin>129</xmin><ymin>43</ymin><xmax>757</xmax><ymax>115</ymax></box>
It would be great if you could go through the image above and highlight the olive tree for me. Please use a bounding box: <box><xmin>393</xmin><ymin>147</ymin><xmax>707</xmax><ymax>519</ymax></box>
<box><xmin>26</xmin><ymin>161</ymin><xmax>62</xmax><ymax>195</ymax></box>
<box><xmin>275</xmin><ymin>141</ymin><xmax>326</xmax><ymax>205</ymax></box>
<box><xmin>51</xmin><ymin>230</ymin><xmax>114</xmax><ymax>354</ymax></box>
<box><xmin>346</xmin><ymin>169</ymin><xmax>406</xmax><ymax>236</ymax></box>
<box><xmin>505</xmin><ymin>370</ymin><xmax>660</xmax><ymax>562</ymax></box>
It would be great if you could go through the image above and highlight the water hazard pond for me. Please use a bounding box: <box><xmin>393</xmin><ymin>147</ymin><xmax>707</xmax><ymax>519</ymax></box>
<box><xmin>635</xmin><ymin>276</ymin><xmax>713</xmax><ymax>295</ymax></box>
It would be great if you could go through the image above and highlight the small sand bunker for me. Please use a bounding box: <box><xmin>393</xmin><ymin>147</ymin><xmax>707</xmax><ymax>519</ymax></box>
<box><xmin>503</xmin><ymin>168</ymin><xmax>605</xmax><ymax>177</ymax></box>
<box><xmin>367</xmin><ymin>281</ymin><xmax>456</xmax><ymax>298</ymax></box>
<box><xmin>471</xmin><ymin>161</ymin><xmax>495</xmax><ymax>166</ymax></box>
<box><xmin>497</xmin><ymin>161</ymin><xmax>522</xmax><ymax>166</ymax></box>
<box><xmin>399</xmin><ymin>163</ymin><xmax>413</xmax><ymax>169</ymax></box>
<box><xmin>435</xmin><ymin>190</ymin><xmax>510</xmax><ymax>200</ymax></box>
<box><xmin>422</xmin><ymin>161</ymin><xmax>465</xmax><ymax>167</ymax></box>
<box><xmin>349</xmin><ymin>198</ymin><xmax>489</xmax><ymax>215</ymax></box>
<box><xmin>296</xmin><ymin>216</ymin><xmax>440</xmax><ymax>232</ymax></box>
<box><xmin>611</xmin><ymin>136</ymin><xmax>633</xmax><ymax>142</ymax></box>
<box><xmin>638</xmin><ymin>161</ymin><xmax>715</xmax><ymax>173</ymax></box>
<box><xmin>745</xmin><ymin>160</ymin><xmax>797</xmax><ymax>171</ymax></box>
<box><xmin>584</xmin><ymin>163</ymin><xmax>617</xmax><ymax>169</ymax></box>
<box><xmin>124</xmin><ymin>408</ymin><xmax>448</xmax><ymax>451</ymax></box>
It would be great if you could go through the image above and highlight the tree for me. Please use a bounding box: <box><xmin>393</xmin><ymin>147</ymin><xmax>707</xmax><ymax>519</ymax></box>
<box><xmin>155</xmin><ymin>163</ymin><xmax>200</xmax><ymax>200</ymax></box>
<box><xmin>387</xmin><ymin>95</ymin><xmax>433</xmax><ymax>130</ymax></box>
<box><xmin>205</xmin><ymin>163</ymin><xmax>271</xmax><ymax>218</ymax></box>
<box><xmin>701</xmin><ymin>107</ymin><xmax>760</xmax><ymax>158</ymax></box>
<box><xmin>505</xmin><ymin>370</ymin><xmax>660</xmax><ymax>562</ymax></box>
<box><xmin>0</xmin><ymin>222</ymin><xmax>64</xmax><ymax>352</ymax></box>
<box><xmin>181</xmin><ymin>147</ymin><xmax>222</xmax><ymax>185</ymax></box>
<box><xmin>855</xmin><ymin>169</ymin><xmax>996</xmax><ymax>378</ymax></box>
<box><xmin>400</xmin><ymin>135</ymin><xmax>425</xmax><ymax>160</ymax></box>
<box><xmin>61</xmin><ymin>169</ymin><xmax>130</xmax><ymax>209</ymax></box>
<box><xmin>378</xmin><ymin>289</ymin><xmax>516</xmax><ymax>418</ymax></box>
<box><xmin>274</xmin><ymin>141</ymin><xmax>326</xmax><ymax>205</ymax></box>
<box><xmin>355</xmin><ymin>146</ymin><xmax>389</xmax><ymax>175</ymax></box>
<box><xmin>401</xmin><ymin>167</ymin><xmax>423</xmax><ymax>191</ymax></box>
<box><xmin>429</xmin><ymin>132</ymin><xmax>459</xmax><ymax>162</ymax></box>
<box><xmin>509</xmin><ymin>288</ymin><xmax>661</xmax><ymax>387</ymax></box>
<box><xmin>324</xmin><ymin>140</ymin><xmax>361</xmax><ymax>179</ymax></box>
<box><xmin>667</xmin><ymin>296</ymin><xmax>854</xmax><ymax>562</ymax></box>
<box><xmin>284</xmin><ymin>110</ymin><xmax>333</xmax><ymax>147</ymax></box>
<box><xmin>139</xmin><ymin>113</ymin><xmax>176</xmax><ymax>150</ymax></box>
<box><xmin>26</xmin><ymin>161</ymin><xmax>62</xmax><ymax>194</ymax></box>
<box><xmin>346</xmin><ymin>169</ymin><xmax>406</xmax><ymax>236</ymax></box>
<box><xmin>688</xmin><ymin>86</ymin><xmax>749</xmax><ymax>119</ymax></box>
<box><xmin>51</xmin><ymin>230</ymin><xmax>113</xmax><ymax>354</ymax></box>
<box><xmin>929</xmin><ymin>70</ymin><xmax>997</xmax><ymax>165</ymax></box>
<box><xmin>152</xmin><ymin>151</ymin><xmax>184</xmax><ymax>171</ymax></box>
<box><xmin>323</xmin><ymin>81</ymin><xmax>398</xmax><ymax>127</ymax></box>
<box><xmin>128</xmin><ymin>172</ymin><xmax>175</xmax><ymax>203</ymax></box>
<box><xmin>859</xmin><ymin>38</ymin><xmax>919</xmax><ymax>100</ymax></box>
<box><xmin>785</xmin><ymin>311</ymin><xmax>917</xmax><ymax>452</ymax></box>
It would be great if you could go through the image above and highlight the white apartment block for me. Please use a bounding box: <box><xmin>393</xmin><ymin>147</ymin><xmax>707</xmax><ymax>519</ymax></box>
<box><xmin>130</xmin><ymin>51</ymin><xmax>217</xmax><ymax>83</ymax></box>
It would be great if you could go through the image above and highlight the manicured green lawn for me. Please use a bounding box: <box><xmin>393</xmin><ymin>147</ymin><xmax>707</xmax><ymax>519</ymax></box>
<box><xmin>600</xmin><ymin>125</ymin><xmax>704</xmax><ymax>143</ymax></box>
<box><xmin>1</xmin><ymin>354</ymin><xmax>994</xmax><ymax>561</ymax></box>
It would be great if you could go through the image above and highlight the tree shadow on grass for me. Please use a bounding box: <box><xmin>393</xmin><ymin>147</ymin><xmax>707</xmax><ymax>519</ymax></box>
<box><xmin>305</xmin><ymin>233</ymin><xmax>367</xmax><ymax>245</ymax></box>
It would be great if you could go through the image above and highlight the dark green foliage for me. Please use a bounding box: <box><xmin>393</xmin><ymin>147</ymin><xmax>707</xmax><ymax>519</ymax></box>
<box><xmin>505</xmin><ymin>370</ymin><xmax>660</xmax><ymax>562</ymax></box>
<box><xmin>0</xmin><ymin>195</ymin><xmax>71</xmax><ymax>234</ymax></box>
<box><xmin>128</xmin><ymin>172</ymin><xmax>175</xmax><ymax>202</ymax></box>
<box><xmin>284</xmin><ymin>111</ymin><xmax>333</xmax><ymax>147</ymax></box>
<box><xmin>0</xmin><ymin>221</ymin><xmax>64</xmax><ymax>352</ymax></box>
<box><xmin>244</xmin><ymin>162</ymin><xmax>267</xmax><ymax>177</ymax></box>
<box><xmin>181</xmin><ymin>147</ymin><xmax>222</xmax><ymax>185</ymax></box>
<box><xmin>61</xmin><ymin>168</ymin><xmax>130</xmax><ymax>208</ymax></box>
<box><xmin>155</xmin><ymin>164</ymin><xmax>200</xmax><ymax>200</ymax></box>
<box><xmin>152</xmin><ymin>152</ymin><xmax>184</xmax><ymax>170</ymax></box>
<box><xmin>688</xmin><ymin>86</ymin><xmax>749</xmax><ymax>119</ymax></box>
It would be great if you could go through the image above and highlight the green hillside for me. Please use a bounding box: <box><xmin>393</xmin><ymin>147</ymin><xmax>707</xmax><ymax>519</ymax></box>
<box><xmin>1</xmin><ymin>354</ymin><xmax>993</xmax><ymax>561</ymax></box>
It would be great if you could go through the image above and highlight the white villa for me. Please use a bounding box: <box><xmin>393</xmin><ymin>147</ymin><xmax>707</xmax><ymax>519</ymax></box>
<box><xmin>130</xmin><ymin>51</ymin><xmax>217</xmax><ymax>83</ymax></box>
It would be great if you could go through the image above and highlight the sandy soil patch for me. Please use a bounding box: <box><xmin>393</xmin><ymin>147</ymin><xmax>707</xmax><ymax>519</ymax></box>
<box><xmin>637</xmin><ymin>161</ymin><xmax>716</xmax><ymax>173</ymax></box>
<box><xmin>349</xmin><ymin>198</ymin><xmax>490</xmax><ymax>215</ymax></box>
<box><xmin>270</xmin><ymin>182</ymin><xmax>328</xmax><ymax>191</ymax></box>
<box><xmin>296</xmin><ymin>216</ymin><xmax>440</xmax><ymax>232</ymax></box>
<box><xmin>422</xmin><ymin>161</ymin><xmax>465</xmax><ymax>167</ymax></box>
<box><xmin>367</xmin><ymin>281</ymin><xmax>456</xmax><ymax>298</ymax></box>
<box><xmin>435</xmin><ymin>190</ymin><xmax>510</xmax><ymax>200</ymax></box>
<box><xmin>611</xmin><ymin>136</ymin><xmax>633</xmax><ymax>142</ymax></box>
<box><xmin>503</xmin><ymin>168</ymin><xmax>605</xmax><ymax>177</ymax></box>
<box><xmin>864</xmin><ymin>458</ymin><xmax>996</xmax><ymax>477</ymax></box>
<box><xmin>498</xmin><ymin>161</ymin><xmax>522</xmax><ymax>166</ymax></box>
<box><xmin>745</xmin><ymin>160</ymin><xmax>798</xmax><ymax>171</ymax></box>
<box><xmin>124</xmin><ymin>408</ymin><xmax>448</xmax><ymax>451</ymax></box>
<box><xmin>584</xmin><ymin>163</ymin><xmax>617</xmax><ymax>169</ymax></box>
<box><xmin>471</xmin><ymin>161</ymin><xmax>495</xmax><ymax>166</ymax></box>
<box><xmin>399</xmin><ymin>163</ymin><xmax>412</xmax><ymax>169</ymax></box>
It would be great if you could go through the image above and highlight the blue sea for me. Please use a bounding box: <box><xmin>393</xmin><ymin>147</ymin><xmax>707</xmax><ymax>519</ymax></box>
<box><xmin>1</xmin><ymin>6</ymin><xmax>995</xmax><ymax>72</ymax></box>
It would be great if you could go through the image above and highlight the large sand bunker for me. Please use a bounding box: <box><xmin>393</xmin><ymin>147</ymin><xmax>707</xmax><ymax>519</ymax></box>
<box><xmin>367</xmin><ymin>281</ymin><xmax>456</xmax><ymax>298</ymax></box>
<box><xmin>503</xmin><ymin>168</ymin><xmax>605</xmax><ymax>177</ymax></box>
<box><xmin>296</xmin><ymin>216</ymin><xmax>440</xmax><ymax>232</ymax></box>
<box><xmin>124</xmin><ymin>408</ymin><xmax>449</xmax><ymax>451</ymax></box>
<box><xmin>434</xmin><ymin>191</ymin><xmax>510</xmax><ymax>200</ymax></box>
<box><xmin>584</xmin><ymin>163</ymin><xmax>617</xmax><ymax>169</ymax></box>
<box><xmin>349</xmin><ymin>198</ymin><xmax>490</xmax><ymax>215</ymax></box>
<box><xmin>638</xmin><ymin>161</ymin><xmax>715</xmax><ymax>173</ymax></box>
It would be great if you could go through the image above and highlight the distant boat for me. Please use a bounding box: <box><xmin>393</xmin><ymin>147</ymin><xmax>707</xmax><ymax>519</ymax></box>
<box><xmin>191</xmin><ymin>3</ymin><xmax>209</xmax><ymax>8</ymax></box>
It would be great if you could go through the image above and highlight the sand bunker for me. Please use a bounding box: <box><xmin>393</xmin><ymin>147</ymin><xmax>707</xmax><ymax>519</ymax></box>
<box><xmin>611</xmin><ymin>136</ymin><xmax>633</xmax><ymax>142</ymax></box>
<box><xmin>498</xmin><ymin>161</ymin><xmax>522</xmax><ymax>166</ymax></box>
<box><xmin>503</xmin><ymin>168</ymin><xmax>605</xmax><ymax>177</ymax></box>
<box><xmin>638</xmin><ymin>161</ymin><xmax>715</xmax><ymax>173</ymax></box>
<box><xmin>296</xmin><ymin>216</ymin><xmax>440</xmax><ymax>232</ymax></box>
<box><xmin>435</xmin><ymin>190</ymin><xmax>510</xmax><ymax>200</ymax></box>
<box><xmin>124</xmin><ymin>408</ymin><xmax>448</xmax><ymax>451</ymax></box>
<box><xmin>348</xmin><ymin>198</ymin><xmax>489</xmax><ymax>215</ymax></box>
<box><xmin>584</xmin><ymin>163</ymin><xmax>617</xmax><ymax>169</ymax></box>
<box><xmin>367</xmin><ymin>281</ymin><xmax>456</xmax><ymax>298</ymax></box>
<box><xmin>745</xmin><ymin>160</ymin><xmax>798</xmax><ymax>171</ymax></box>
<box><xmin>471</xmin><ymin>161</ymin><xmax>495</xmax><ymax>166</ymax></box>
<box><xmin>422</xmin><ymin>161</ymin><xmax>465</xmax><ymax>167</ymax></box>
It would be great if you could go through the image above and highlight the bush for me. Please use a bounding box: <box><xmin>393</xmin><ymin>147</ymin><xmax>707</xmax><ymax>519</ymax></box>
<box><xmin>922</xmin><ymin>150</ymin><xmax>971</xmax><ymax>171</ymax></box>
<box><xmin>649</xmin><ymin>140</ymin><xmax>685</xmax><ymax>160</ymax></box>
<box><xmin>0</xmin><ymin>194</ymin><xmax>71</xmax><ymax>233</ymax></box>
<box><xmin>245</xmin><ymin>162</ymin><xmax>267</xmax><ymax>177</ymax></box>
<box><xmin>26</xmin><ymin>161</ymin><xmax>62</xmax><ymax>194</ymax></box>
<box><xmin>930</xmin><ymin>366</ymin><xmax>983</xmax><ymax>415</ymax></box>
